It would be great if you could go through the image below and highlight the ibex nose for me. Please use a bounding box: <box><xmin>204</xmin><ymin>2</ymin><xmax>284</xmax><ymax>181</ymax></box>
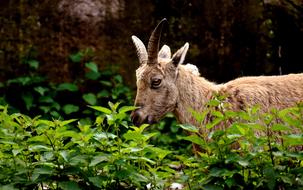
<box><xmin>131</xmin><ymin>109</ymin><xmax>145</xmax><ymax>126</ymax></box>
<box><xmin>131</xmin><ymin>109</ymin><xmax>156</xmax><ymax>126</ymax></box>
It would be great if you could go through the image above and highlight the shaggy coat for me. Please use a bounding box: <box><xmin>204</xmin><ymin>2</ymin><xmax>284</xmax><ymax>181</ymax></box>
<box><xmin>174</xmin><ymin>67</ymin><xmax>303</xmax><ymax>127</ymax></box>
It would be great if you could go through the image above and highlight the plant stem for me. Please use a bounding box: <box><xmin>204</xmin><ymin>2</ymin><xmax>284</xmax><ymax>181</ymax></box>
<box><xmin>266</xmin><ymin>124</ymin><xmax>275</xmax><ymax>166</ymax></box>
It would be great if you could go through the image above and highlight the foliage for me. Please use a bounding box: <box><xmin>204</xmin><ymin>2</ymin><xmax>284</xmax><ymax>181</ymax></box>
<box><xmin>177</xmin><ymin>100</ymin><xmax>303</xmax><ymax>190</ymax></box>
<box><xmin>0</xmin><ymin>99</ymin><xmax>302</xmax><ymax>189</ymax></box>
<box><xmin>0</xmin><ymin>103</ymin><xmax>174</xmax><ymax>190</ymax></box>
<box><xmin>0</xmin><ymin>50</ymin><xmax>132</xmax><ymax>123</ymax></box>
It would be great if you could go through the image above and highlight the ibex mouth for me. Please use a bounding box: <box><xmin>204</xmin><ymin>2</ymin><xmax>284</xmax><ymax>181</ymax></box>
<box><xmin>131</xmin><ymin>110</ymin><xmax>156</xmax><ymax>126</ymax></box>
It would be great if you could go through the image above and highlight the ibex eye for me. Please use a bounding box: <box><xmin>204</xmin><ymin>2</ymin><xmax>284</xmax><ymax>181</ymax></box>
<box><xmin>151</xmin><ymin>78</ymin><xmax>162</xmax><ymax>89</ymax></box>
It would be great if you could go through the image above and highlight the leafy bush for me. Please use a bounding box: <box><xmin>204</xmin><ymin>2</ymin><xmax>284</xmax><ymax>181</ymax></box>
<box><xmin>0</xmin><ymin>49</ymin><xmax>132</xmax><ymax>122</ymax></box>
<box><xmin>0</xmin><ymin>100</ymin><xmax>302</xmax><ymax>190</ymax></box>
<box><xmin>0</xmin><ymin>103</ymin><xmax>174</xmax><ymax>190</ymax></box>
<box><xmin>177</xmin><ymin>100</ymin><xmax>303</xmax><ymax>190</ymax></box>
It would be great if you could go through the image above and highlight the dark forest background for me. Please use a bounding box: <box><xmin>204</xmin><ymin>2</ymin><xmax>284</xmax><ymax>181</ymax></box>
<box><xmin>1</xmin><ymin>0</ymin><xmax>303</xmax><ymax>86</ymax></box>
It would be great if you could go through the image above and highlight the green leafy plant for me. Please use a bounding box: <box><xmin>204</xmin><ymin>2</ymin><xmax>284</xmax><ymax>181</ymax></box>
<box><xmin>0</xmin><ymin>49</ymin><xmax>133</xmax><ymax>122</ymax></box>
<box><xmin>177</xmin><ymin>101</ymin><xmax>303</xmax><ymax>190</ymax></box>
<box><xmin>0</xmin><ymin>103</ymin><xmax>176</xmax><ymax>190</ymax></box>
<box><xmin>0</xmin><ymin>100</ymin><xmax>302</xmax><ymax>189</ymax></box>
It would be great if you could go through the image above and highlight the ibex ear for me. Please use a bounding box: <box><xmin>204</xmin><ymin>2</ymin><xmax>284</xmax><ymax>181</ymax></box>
<box><xmin>172</xmin><ymin>42</ymin><xmax>189</xmax><ymax>66</ymax></box>
<box><xmin>158</xmin><ymin>45</ymin><xmax>171</xmax><ymax>59</ymax></box>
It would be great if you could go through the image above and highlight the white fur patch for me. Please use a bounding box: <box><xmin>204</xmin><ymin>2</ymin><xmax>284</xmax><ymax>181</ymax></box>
<box><xmin>184</xmin><ymin>64</ymin><xmax>200</xmax><ymax>76</ymax></box>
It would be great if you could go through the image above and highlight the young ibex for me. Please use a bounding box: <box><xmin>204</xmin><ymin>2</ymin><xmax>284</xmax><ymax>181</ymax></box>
<box><xmin>130</xmin><ymin>18</ymin><xmax>303</xmax><ymax>133</ymax></box>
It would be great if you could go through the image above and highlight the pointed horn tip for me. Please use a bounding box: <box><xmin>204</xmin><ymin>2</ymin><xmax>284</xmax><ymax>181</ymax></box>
<box><xmin>131</xmin><ymin>35</ymin><xmax>138</xmax><ymax>40</ymax></box>
<box><xmin>158</xmin><ymin>18</ymin><xmax>168</xmax><ymax>26</ymax></box>
<box><xmin>184</xmin><ymin>42</ymin><xmax>189</xmax><ymax>49</ymax></box>
<box><xmin>161</xmin><ymin>18</ymin><xmax>167</xmax><ymax>22</ymax></box>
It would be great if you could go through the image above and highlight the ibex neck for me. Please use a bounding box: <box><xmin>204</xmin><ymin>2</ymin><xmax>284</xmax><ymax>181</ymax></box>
<box><xmin>173</xmin><ymin>66</ymin><xmax>218</xmax><ymax>125</ymax></box>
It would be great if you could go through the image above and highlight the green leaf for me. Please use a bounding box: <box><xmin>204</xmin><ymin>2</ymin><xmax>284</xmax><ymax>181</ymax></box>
<box><xmin>123</xmin><ymin>131</ymin><xmax>145</xmax><ymax>142</ymax></box>
<box><xmin>31</xmin><ymin>166</ymin><xmax>54</xmax><ymax>181</ymax></box>
<box><xmin>207</xmin><ymin>99</ymin><xmax>221</xmax><ymax>107</ymax></box>
<box><xmin>50</xmin><ymin>111</ymin><xmax>60</xmax><ymax>118</ymax></box>
<box><xmin>0</xmin><ymin>185</ymin><xmax>18</xmax><ymax>190</ymax></box>
<box><xmin>97</xmin><ymin>90</ymin><xmax>109</xmax><ymax>98</ymax></box>
<box><xmin>119</xmin><ymin>106</ymin><xmax>137</xmax><ymax>113</ymax></box>
<box><xmin>93</xmin><ymin>132</ymin><xmax>116</xmax><ymax>140</ymax></box>
<box><xmin>235</xmin><ymin>124</ymin><xmax>247</xmax><ymax>135</ymax></box>
<box><xmin>271</xmin><ymin>124</ymin><xmax>290</xmax><ymax>131</ymax></box>
<box><xmin>206</xmin><ymin>117</ymin><xmax>223</xmax><ymax>129</ymax></box>
<box><xmin>34</xmin><ymin>86</ymin><xmax>49</xmax><ymax>96</ymax></box>
<box><xmin>147</xmin><ymin>147</ymin><xmax>172</xmax><ymax>160</ymax></box>
<box><xmin>22</xmin><ymin>92</ymin><xmax>33</xmax><ymax>110</ymax></box>
<box><xmin>61</xmin><ymin>119</ymin><xmax>78</xmax><ymax>126</ymax></box>
<box><xmin>85</xmin><ymin>62</ymin><xmax>98</xmax><ymax>72</ymax></box>
<box><xmin>83</xmin><ymin>93</ymin><xmax>97</xmax><ymax>105</ymax></box>
<box><xmin>85</xmin><ymin>71</ymin><xmax>101</xmax><ymax>80</ymax></box>
<box><xmin>89</xmin><ymin>154</ymin><xmax>110</xmax><ymax>166</ymax></box>
<box><xmin>29</xmin><ymin>145</ymin><xmax>52</xmax><ymax>152</ymax></box>
<box><xmin>209</xmin><ymin>167</ymin><xmax>234</xmax><ymax>177</ymax></box>
<box><xmin>178</xmin><ymin>124</ymin><xmax>199</xmax><ymax>133</ymax></box>
<box><xmin>69</xmin><ymin>52</ymin><xmax>83</xmax><ymax>63</ymax></box>
<box><xmin>100</xmin><ymin>80</ymin><xmax>112</xmax><ymax>87</ymax></box>
<box><xmin>114</xmin><ymin>75</ymin><xmax>123</xmax><ymax>83</ymax></box>
<box><xmin>88</xmin><ymin>106</ymin><xmax>112</xmax><ymax>114</ymax></box>
<box><xmin>12</xmin><ymin>149</ymin><xmax>22</xmax><ymax>156</ymax></box>
<box><xmin>131</xmin><ymin>124</ymin><xmax>149</xmax><ymax>133</ymax></box>
<box><xmin>263</xmin><ymin>167</ymin><xmax>276</xmax><ymax>190</ymax></box>
<box><xmin>59</xmin><ymin>150</ymin><xmax>69</xmax><ymax>162</ymax></box>
<box><xmin>63</xmin><ymin>104</ymin><xmax>79</xmax><ymax>114</ymax></box>
<box><xmin>28</xmin><ymin>135</ymin><xmax>48</xmax><ymax>143</ymax></box>
<box><xmin>39</xmin><ymin>96</ymin><xmax>53</xmax><ymax>103</ymax></box>
<box><xmin>212</xmin><ymin>110</ymin><xmax>224</xmax><ymax>118</ymax></box>
<box><xmin>89</xmin><ymin>176</ymin><xmax>108</xmax><ymax>188</ymax></box>
<box><xmin>69</xmin><ymin>155</ymin><xmax>89</xmax><ymax>166</ymax></box>
<box><xmin>57</xmin><ymin>83</ymin><xmax>78</xmax><ymax>91</ymax></box>
<box><xmin>108</xmin><ymin>102</ymin><xmax>120</xmax><ymax>111</ymax></box>
<box><xmin>56</xmin><ymin>131</ymin><xmax>79</xmax><ymax>139</ymax></box>
<box><xmin>28</xmin><ymin>60</ymin><xmax>39</xmax><ymax>69</ymax></box>
<box><xmin>238</xmin><ymin>159</ymin><xmax>249</xmax><ymax>167</ymax></box>
<box><xmin>179</xmin><ymin>134</ymin><xmax>204</xmax><ymax>146</ymax></box>
<box><xmin>58</xmin><ymin>181</ymin><xmax>81</xmax><ymax>190</ymax></box>
<box><xmin>209</xmin><ymin>130</ymin><xmax>225</xmax><ymax>140</ymax></box>
<box><xmin>189</xmin><ymin>109</ymin><xmax>208</xmax><ymax>124</ymax></box>
<box><xmin>36</xmin><ymin>119</ymin><xmax>55</xmax><ymax>127</ymax></box>
<box><xmin>283</xmin><ymin>134</ymin><xmax>303</xmax><ymax>146</ymax></box>
<box><xmin>116</xmin><ymin>169</ymin><xmax>131</xmax><ymax>180</ymax></box>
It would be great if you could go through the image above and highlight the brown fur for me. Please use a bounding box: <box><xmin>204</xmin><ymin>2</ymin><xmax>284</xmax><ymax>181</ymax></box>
<box><xmin>174</xmin><ymin>68</ymin><xmax>303</xmax><ymax>126</ymax></box>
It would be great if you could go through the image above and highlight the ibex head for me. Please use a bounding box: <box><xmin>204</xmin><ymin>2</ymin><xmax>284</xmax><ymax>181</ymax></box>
<box><xmin>131</xmin><ymin>18</ymin><xmax>189</xmax><ymax>126</ymax></box>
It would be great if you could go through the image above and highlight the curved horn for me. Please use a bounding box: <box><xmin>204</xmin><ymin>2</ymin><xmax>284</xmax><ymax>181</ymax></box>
<box><xmin>131</xmin><ymin>35</ymin><xmax>148</xmax><ymax>65</ymax></box>
<box><xmin>147</xmin><ymin>18</ymin><xmax>167</xmax><ymax>65</ymax></box>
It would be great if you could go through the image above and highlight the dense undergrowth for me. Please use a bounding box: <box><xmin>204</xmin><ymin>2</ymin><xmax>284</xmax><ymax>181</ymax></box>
<box><xmin>0</xmin><ymin>48</ymin><xmax>132</xmax><ymax>122</ymax></box>
<box><xmin>0</xmin><ymin>51</ymin><xmax>302</xmax><ymax>189</ymax></box>
<box><xmin>0</xmin><ymin>101</ymin><xmax>302</xmax><ymax>190</ymax></box>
